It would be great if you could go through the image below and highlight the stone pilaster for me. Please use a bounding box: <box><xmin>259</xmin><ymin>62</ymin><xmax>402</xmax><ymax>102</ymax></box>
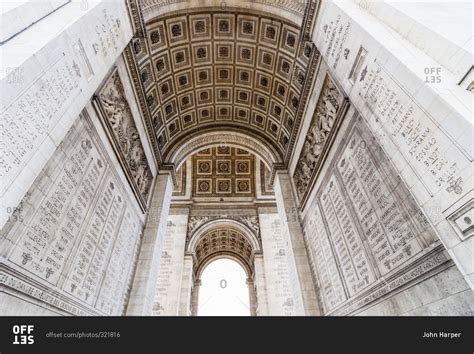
<box><xmin>126</xmin><ymin>174</ymin><xmax>173</xmax><ymax>315</ymax></box>
<box><xmin>247</xmin><ymin>278</ymin><xmax>258</xmax><ymax>316</ymax></box>
<box><xmin>178</xmin><ymin>253</ymin><xmax>194</xmax><ymax>316</ymax></box>
<box><xmin>152</xmin><ymin>209</ymin><xmax>189</xmax><ymax>315</ymax></box>
<box><xmin>274</xmin><ymin>172</ymin><xmax>320</xmax><ymax>315</ymax></box>
<box><xmin>190</xmin><ymin>279</ymin><xmax>201</xmax><ymax>316</ymax></box>
<box><xmin>253</xmin><ymin>252</ymin><xmax>269</xmax><ymax>316</ymax></box>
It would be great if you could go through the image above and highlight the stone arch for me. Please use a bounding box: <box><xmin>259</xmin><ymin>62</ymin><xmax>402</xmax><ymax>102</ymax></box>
<box><xmin>187</xmin><ymin>219</ymin><xmax>260</xmax><ymax>278</ymax></box>
<box><xmin>192</xmin><ymin>252</ymin><xmax>255</xmax><ymax>316</ymax></box>
<box><xmin>187</xmin><ymin>220</ymin><xmax>260</xmax><ymax>316</ymax></box>
<box><xmin>196</xmin><ymin>251</ymin><xmax>252</xmax><ymax>280</ymax></box>
<box><xmin>187</xmin><ymin>218</ymin><xmax>261</xmax><ymax>255</ymax></box>
<box><xmin>133</xmin><ymin>8</ymin><xmax>316</xmax><ymax>177</ymax></box>
<box><xmin>140</xmin><ymin>2</ymin><xmax>305</xmax><ymax>31</ymax></box>
<box><xmin>166</xmin><ymin>130</ymin><xmax>282</xmax><ymax>171</ymax></box>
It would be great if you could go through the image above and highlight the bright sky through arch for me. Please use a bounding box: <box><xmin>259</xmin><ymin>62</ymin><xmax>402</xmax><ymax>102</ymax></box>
<box><xmin>198</xmin><ymin>259</ymin><xmax>250</xmax><ymax>316</ymax></box>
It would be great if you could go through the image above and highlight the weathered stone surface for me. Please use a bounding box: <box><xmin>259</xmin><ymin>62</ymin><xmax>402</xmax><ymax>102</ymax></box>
<box><xmin>258</xmin><ymin>213</ymin><xmax>298</xmax><ymax>316</ymax></box>
<box><xmin>311</xmin><ymin>0</ymin><xmax>473</xmax><ymax>290</ymax></box>
<box><xmin>1</xmin><ymin>0</ymin><xmax>471</xmax><ymax>317</ymax></box>
<box><xmin>152</xmin><ymin>211</ymin><xmax>189</xmax><ymax>316</ymax></box>
<box><xmin>300</xmin><ymin>109</ymin><xmax>471</xmax><ymax>315</ymax></box>
<box><xmin>0</xmin><ymin>1</ymin><xmax>134</xmax><ymax>229</ymax></box>
<box><xmin>0</xmin><ymin>113</ymin><xmax>143</xmax><ymax>316</ymax></box>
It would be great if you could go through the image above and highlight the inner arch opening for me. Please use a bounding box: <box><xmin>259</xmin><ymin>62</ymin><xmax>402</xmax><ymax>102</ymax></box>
<box><xmin>197</xmin><ymin>258</ymin><xmax>250</xmax><ymax>316</ymax></box>
<box><xmin>167</xmin><ymin>130</ymin><xmax>282</xmax><ymax>171</ymax></box>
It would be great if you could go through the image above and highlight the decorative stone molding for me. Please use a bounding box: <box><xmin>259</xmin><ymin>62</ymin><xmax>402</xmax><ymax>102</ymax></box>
<box><xmin>187</xmin><ymin>216</ymin><xmax>210</xmax><ymax>238</ymax></box>
<box><xmin>259</xmin><ymin>161</ymin><xmax>275</xmax><ymax>195</ymax></box>
<box><xmin>252</xmin><ymin>0</ymin><xmax>306</xmax><ymax>16</ymax></box>
<box><xmin>186</xmin><ymin>215</ymin><xmax>261</xmax><ymax>246</ymax></box>
<box><xmin>126</xmin><ymin>0</ymin><xmax>146</xmax><ymax>37</ymax></box>
<box><xmin>94</xmin><ymin>69</ymin><xmax>153</xmax><ymax>210</ymax></box>
<box><xmin>239</xmin><ymin>216</ymin><xmax>260</xmax><ymax>237</ymax></box>
<box><xmin>446</xmin><ymin>197</ymin><xmax>474</xmax><ymax>241</ymax></box>
<box><xmin>140</xmin><ymin>0</ymin><xmax>306</xmax><ymax>20</ymax></box>
<box><xmin>293</xmin><ymin>73</ymin><xmax>349</xmax><ymax>207</ymax></box>
<box><xmin>169</xmin><ymin>131</ymin><xmax>280</xmax><ymax>170</ymax></box>
<box><xmin>285</xmin><ymin>43</ymin><xmax>320</xmax><ymax>166</ymax></box>
<box><xmin>123</xmin><ymin>8</ymin><xmax>316</xmax><ymax>178</ymax></box>
<box><xmin>193</xmin><ymin>228</ymin><xmax>254</xmax><ymax>275</ymax></box>
<box><xmin>191</xmin><ymin>147</ymin><xmax>256</xmax><ymax>198</ymax></box>
<box><xmin>334</xmin><ymin>249</ymin><xmax>452</xmax><ymax>316</ymax></box>
<box><xmin>300</xmin><ymin>0</ymin><xmax>321</xmax><ymax>41</ymax></box>
<box><xmin>172</xmin><ymin>161</ymin><xmax>187</xmax><ymax>196</ymax></box>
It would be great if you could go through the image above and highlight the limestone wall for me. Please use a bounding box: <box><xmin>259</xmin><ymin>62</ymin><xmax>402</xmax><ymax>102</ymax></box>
<box><xmin>0</xmin><ymin>111</ymin><xmax>144</xmax><ymax>316</ymax></box>
<box><xmin>152</xmin><ymin>210</ymin><xmax>189</xmax><ymax>315</ymax></box>
<box><xmin>1</xmin><ymin>0</ymin><xmax>470</xmax><ymax>317</ymax></box>
<box><xmin>288</xmin><ymin>0</ymin><xmax>473</xmax><ymax>316</ymax></box>
<box><xmin>355</xmin><ymin>265</ymin><xmax>473</xmax><ymax>316</ymax></box>
<box><xmin>309</xmin><ymin>0</ymin><xmax>473</xmax><ymax>290</ymax></box>
<box><xmin>0</xmin><ymin>1</ymin><xmax>134</xmax><ymax>230</ymax></box>
<box><xmin>258</xmin><ymin>210</ymin><xmax>302</xmax><ymax>315</ymax></box>
<box><xmin>299</xmin><ymin>105</ymin><xmax>472</xmax><ymax>315</ymax></box>
<box><xmin>0</xmin><ymin>1</ymin><xmax>164</xmax><ymax>317</ymax></box>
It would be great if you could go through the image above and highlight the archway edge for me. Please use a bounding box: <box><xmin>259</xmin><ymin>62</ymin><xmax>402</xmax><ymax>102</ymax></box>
<box><xmin>196</xmin><ymin>252</ymin><xmax>252</xmax><ymax>280</ymax></box>
<box><xmin>167</xmin><ymin>130</ymin><xmax>282</xmax><ymax>170</ymax></box>
<box><xmin>141</xmin><ymin>2</ymin><xmax>304</xmax><ymax>27</ymax></box>
<box><xmin>187</xmin><ymin>218</ymin><xmax>261</xmax><ymax>254</ymax></box>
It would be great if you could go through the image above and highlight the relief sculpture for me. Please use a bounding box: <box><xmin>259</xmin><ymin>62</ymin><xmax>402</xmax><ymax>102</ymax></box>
<box><xmin>293</xmin><ymin>74</ymin><xmax>345</xmax><ymax>205</ymax></box>
<box><xmin>95</xmin><ymin>69</ymin><xmax>153</xmax><ymax>209</ymax></box>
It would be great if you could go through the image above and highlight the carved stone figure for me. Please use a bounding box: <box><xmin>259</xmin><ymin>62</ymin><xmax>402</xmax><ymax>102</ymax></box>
<box><xmin>238</xmin><ymin>215</ymin><xmax>259</xmax><ymax>235</ymax></box>
<box><xmin>293</xmin><ymin>75</ymin><xmax>343</xmax><ymax>202</ymax></box>
<box><xmin>97</xmin><ymin>70</ymin><xmax>153</xmax><ymax>203</ymax></box>
<box><xmin>187</xmin><ymin>216</ymin><xmax>210</xmax><ymax>237</ymax></box>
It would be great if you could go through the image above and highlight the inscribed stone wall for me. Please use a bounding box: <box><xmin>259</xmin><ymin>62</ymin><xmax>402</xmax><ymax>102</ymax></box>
<box><xmin>152</xmin><ymin>212</ymin><xmax>188</xmax><ymax>315</ymax></box>
<box><xmin>259</xmin><ymin>213</ymin><xmax>297</xmax><ymax>315</ymax></box>
<box><xmin>0</xmin><ymin>1</ymin><xmax>134</xmax><ymax>229</ymax></box>
<box><xmin>0</xmin><ymin>113</ymin><xmax>143</xmax><ymax>316</ymax></box>
<box><xmin>311</xmin><ymin>0</ymin><xmax>473</xmax><ymax>288</ymax></box>
<box><xmin>301</xmin><ymin>111</ymin><xmax>459</xmax><ymax>315</ymax></box>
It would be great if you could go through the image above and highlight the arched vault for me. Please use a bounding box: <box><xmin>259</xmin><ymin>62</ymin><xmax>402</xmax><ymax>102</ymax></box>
<box><xmin>187</xmin><ymin>219</ymin><xmax>261</xmax><ymax>278</ymax></box>
<box><xmin>125</xmin><ymin>6</ymin><xmax>319</xmax><ymax>178</ymax></box>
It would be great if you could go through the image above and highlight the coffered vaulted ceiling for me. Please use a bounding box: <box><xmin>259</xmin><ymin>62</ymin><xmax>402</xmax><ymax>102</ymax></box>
<box><xmin>127</xmin><ymin>10</ymin><xmax>318</xmax><ymax>169</ymax></box>
<box><xmin>192</xmin><ymin>146</ymin><xmax>256</xmax><ymax>198</ymax></box>
<box><xmin>194</xmin><ymin>228</ymin><xmax>254</xmax><ymax>274</ymax></box>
